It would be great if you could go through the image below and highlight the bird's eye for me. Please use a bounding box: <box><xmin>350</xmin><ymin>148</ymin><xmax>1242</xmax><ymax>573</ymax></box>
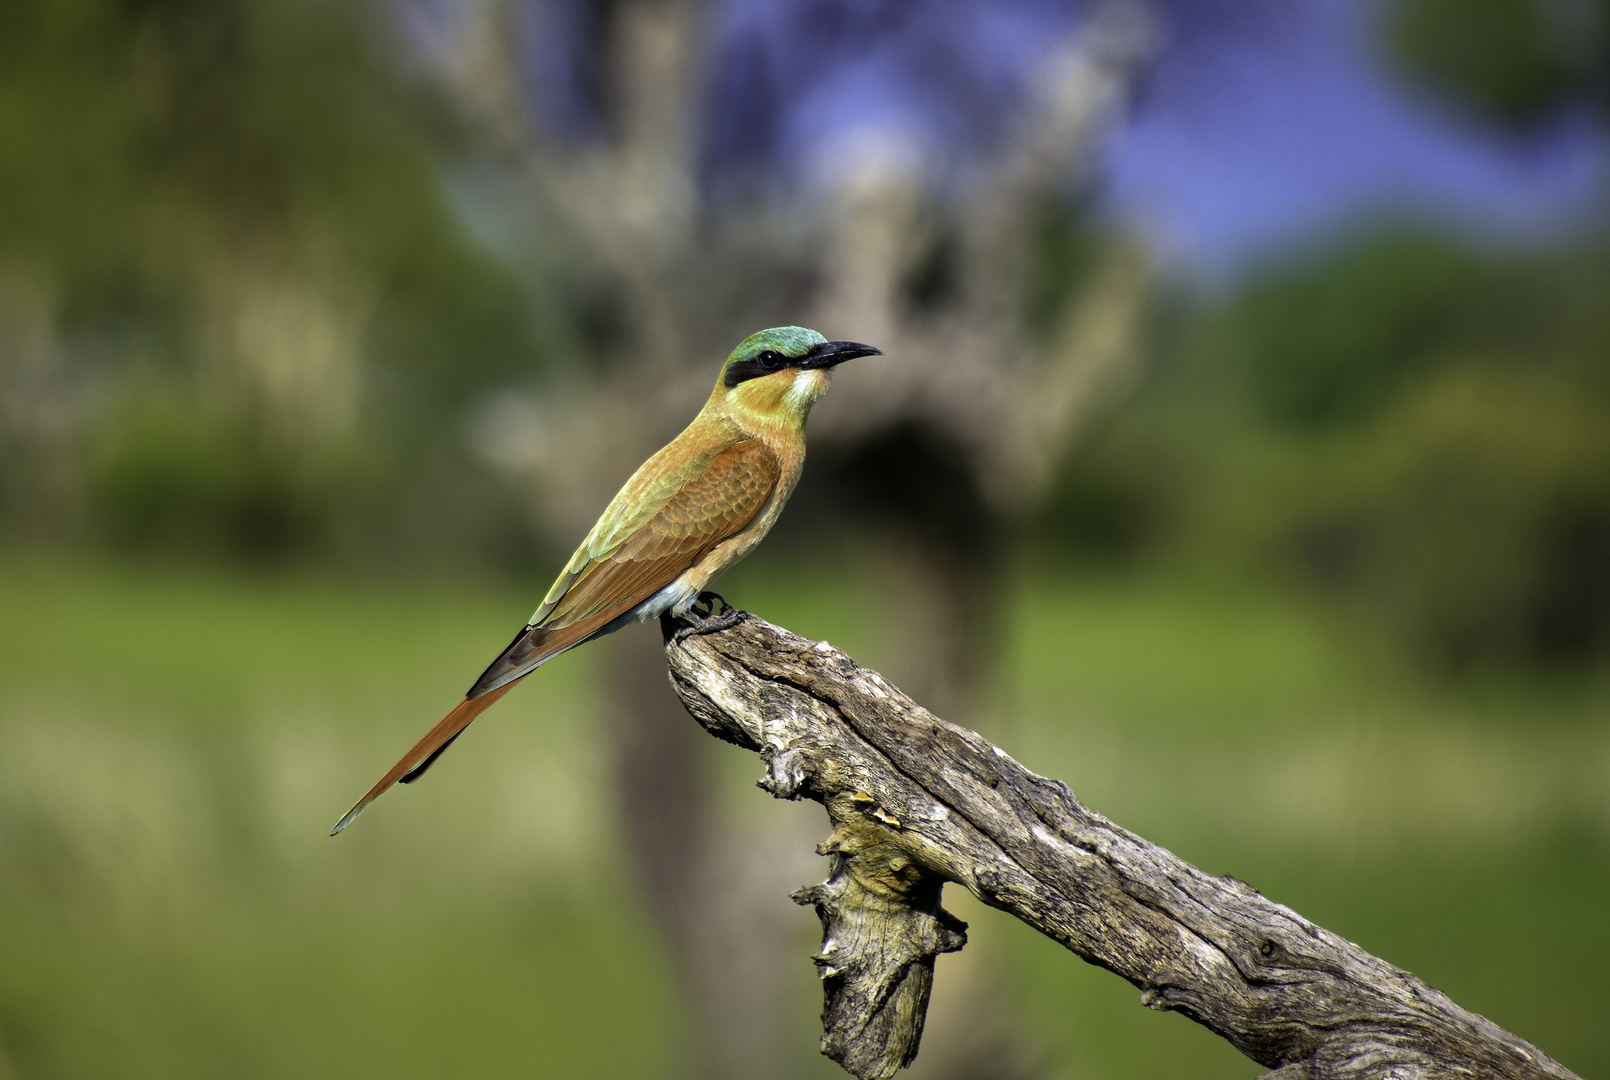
<box><xmin>757</xmin><ymin>350</ymin><xmax>782</xmax><ymax>369</ymax></box>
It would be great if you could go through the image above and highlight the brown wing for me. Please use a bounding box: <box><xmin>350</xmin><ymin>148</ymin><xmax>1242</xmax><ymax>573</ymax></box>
<box><xmin>547</xmin><ymin>439</ymin><xmax>782</xmax><ymax>623</ymax></box>
<box><xmin>470</xmin><ymin>438</ymin><xmax>782</xmax><ymax>697</ymax></box>
<box><xmin>329</xmin><ymin>438</ymin><xmax>786</xmax><ymax>835</ymax></box>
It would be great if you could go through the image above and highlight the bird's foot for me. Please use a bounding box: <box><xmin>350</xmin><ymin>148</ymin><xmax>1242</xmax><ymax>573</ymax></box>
<box><xmin>670</xmin><ymin>592</ymin><xmax>746</xmax><ymax>641</ymax></box>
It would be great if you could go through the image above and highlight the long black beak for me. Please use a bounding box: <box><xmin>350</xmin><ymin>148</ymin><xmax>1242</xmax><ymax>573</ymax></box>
<box><xmin>800</xmin><ymin>340</ymin><xmax>883</xmax><ymax>370</ymax></box>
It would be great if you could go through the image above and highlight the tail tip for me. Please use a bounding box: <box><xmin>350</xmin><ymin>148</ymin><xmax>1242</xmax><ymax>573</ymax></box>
<box><xmin>329</xmin><ymin>803</ymin><xmax>364</xmax><ymax>837</ymax></box>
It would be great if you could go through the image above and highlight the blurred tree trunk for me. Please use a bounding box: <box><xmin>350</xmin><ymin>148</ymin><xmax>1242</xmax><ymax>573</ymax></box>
<box><xmin>422</xmin><ymin>1</ymin><xmax>1161</xmax><ymax>1074</ymax></box>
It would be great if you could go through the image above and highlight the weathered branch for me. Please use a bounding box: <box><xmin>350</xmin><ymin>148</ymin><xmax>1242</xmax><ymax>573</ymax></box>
<box><xmin>661</xmin><ymin>610</ymin><xmax>1581</xmax><ymax>1080</ymax></box>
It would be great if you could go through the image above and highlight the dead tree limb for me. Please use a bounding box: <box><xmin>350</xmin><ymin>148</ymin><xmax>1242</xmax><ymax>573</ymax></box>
<box><xmin>661</xmin><ymin>609</ymin><xmax>1581</xmax><ymax>1080</ymax></box>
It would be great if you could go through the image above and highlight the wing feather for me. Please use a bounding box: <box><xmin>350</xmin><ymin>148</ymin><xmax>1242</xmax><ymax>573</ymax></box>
<box><xmin>334</xmin><ymin>434</ymin><xmax>791</xmax><ymax>836</ymax></box>
<box><xmin>471</xmin><ymin>438</ymin><xmax>782</xmax><ymax>694</ymax></box>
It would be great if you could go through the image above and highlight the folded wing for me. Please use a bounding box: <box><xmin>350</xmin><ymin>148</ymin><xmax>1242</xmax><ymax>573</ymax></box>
<box><xmin>470</xmin><ymin>437</ymin><xmax>782</xmax><ymax>695</ymax></box>
<box><xmin>330</xmin><ymin>438</ymin><xmax>781</xmax><ymax>835</ymax></box>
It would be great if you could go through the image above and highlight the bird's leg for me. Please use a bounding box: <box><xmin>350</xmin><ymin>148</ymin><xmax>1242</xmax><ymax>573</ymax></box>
<box><xmin>671</xmin><ymin>592</ymin><xmax>747</xmax><ymax>641</ymax></box>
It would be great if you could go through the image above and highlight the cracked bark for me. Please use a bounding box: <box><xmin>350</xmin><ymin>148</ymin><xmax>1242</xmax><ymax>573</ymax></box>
<box><xmin>661</xmin><ymin>610</ymin><xmax>1581</xmax><ymax>1080</ymax></box>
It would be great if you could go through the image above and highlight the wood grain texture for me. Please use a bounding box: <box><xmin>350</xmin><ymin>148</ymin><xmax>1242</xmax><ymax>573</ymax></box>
<box><xmin>661</xmin><ymin>611</ymin><xmax>1581</xmax><ymax>1080</ymax></box>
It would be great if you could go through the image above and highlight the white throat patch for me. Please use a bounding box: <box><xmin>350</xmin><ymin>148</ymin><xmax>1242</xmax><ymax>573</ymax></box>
<box><xmin>785</xmin><ymin>368</ymin><xmax>829</xmax><ymax>412</ymax></box>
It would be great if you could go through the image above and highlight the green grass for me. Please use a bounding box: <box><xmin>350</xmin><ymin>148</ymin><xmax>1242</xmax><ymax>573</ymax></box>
<box><xmin>0</xmin><ymin>554</ymin><xmax>680</xmax><ymax>1080</ymax></box>
<box><xmin>0</xmin><ymin>554</ymin><xmax>1604</xmax><ymax>1079</ymax></box>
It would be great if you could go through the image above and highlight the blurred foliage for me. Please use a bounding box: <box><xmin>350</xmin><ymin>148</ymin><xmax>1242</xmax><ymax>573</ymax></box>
<box><xmin>0</xmin><ymin>0</ymin><xmax>547</xmax><ymax>560</ymax></box>
<box><xmin>1224</xmin><ymin>232</ymin><xmax>1491</xmax><ymax>430</ymax></box>
<box><xmin>1022</xmin><ymin>197</ymin><xmax>1109</xmax><ymax>339</ymax></box>
<box><xmin>1322</xmin><ymin>367</ymin><xmax>1610</xmax><ymax>667</ymax></box>
<box><xmin>1040</xmin><ymin>228</ymin><xmax>1610</xmax><ymax>672</ymax></box>
<box><xmin>88</xmin><ymin>388</ymin><xmax>382</xmax><ymax>560</ymax></box>
<box><xmin>1036</xmin><ymin>417</ymin><xmax>1178</xmax><ymax>565</ymax></box>
<box><xmin>1380</xmin><ymin>0</ymin><xmax>1610</xmax><ymax>128</ymax></box>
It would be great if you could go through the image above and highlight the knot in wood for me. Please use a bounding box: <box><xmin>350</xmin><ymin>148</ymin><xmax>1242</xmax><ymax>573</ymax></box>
<box><xmin>793</xmin><ymin>837</ymin><xmax>967</xmax><ymax>1080</ymax></box>
<box><xmin>758</xmin><ymin>744</ymin><xmax>810</xmax><ymax>799</ymax></box>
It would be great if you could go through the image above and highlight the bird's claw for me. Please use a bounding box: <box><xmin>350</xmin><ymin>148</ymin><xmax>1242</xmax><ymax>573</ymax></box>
<box><xmin>670</xmin><ymin>592</ymin><xmax>746</xmax><ymax>641</ymax></box>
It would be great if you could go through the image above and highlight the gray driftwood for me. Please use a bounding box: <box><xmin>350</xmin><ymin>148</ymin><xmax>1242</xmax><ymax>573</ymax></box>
<box><xmin>661</xmin><ymin>610</ymin><xmax>1580</xmax><ymax>1080</ymax></box>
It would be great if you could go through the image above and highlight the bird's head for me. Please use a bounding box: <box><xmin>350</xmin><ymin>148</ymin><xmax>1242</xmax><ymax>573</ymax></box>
<box><xmin>715</xmin><ymin>326</ymin><xmax>882</xmax><ymax>427</ymax></box>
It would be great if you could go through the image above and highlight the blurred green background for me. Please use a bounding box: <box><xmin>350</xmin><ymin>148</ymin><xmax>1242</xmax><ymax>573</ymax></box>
<box><xmin>2</xmin><ymin>0</ymin><xmax>1608</xmax><ymax>1078</ymax></box>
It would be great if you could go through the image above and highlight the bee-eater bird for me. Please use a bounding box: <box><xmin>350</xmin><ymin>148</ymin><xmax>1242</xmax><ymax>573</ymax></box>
<box><xmin>330</xmin><ymin>327</ymin><xmax>881</xmax><ymax>835</ymax></box>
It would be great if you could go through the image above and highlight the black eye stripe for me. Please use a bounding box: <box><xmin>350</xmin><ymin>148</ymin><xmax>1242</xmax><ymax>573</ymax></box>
<box><xmin>724</xmin><ymin>350</ymin><xmax>796</xmax><ymax>386</ymax></box>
